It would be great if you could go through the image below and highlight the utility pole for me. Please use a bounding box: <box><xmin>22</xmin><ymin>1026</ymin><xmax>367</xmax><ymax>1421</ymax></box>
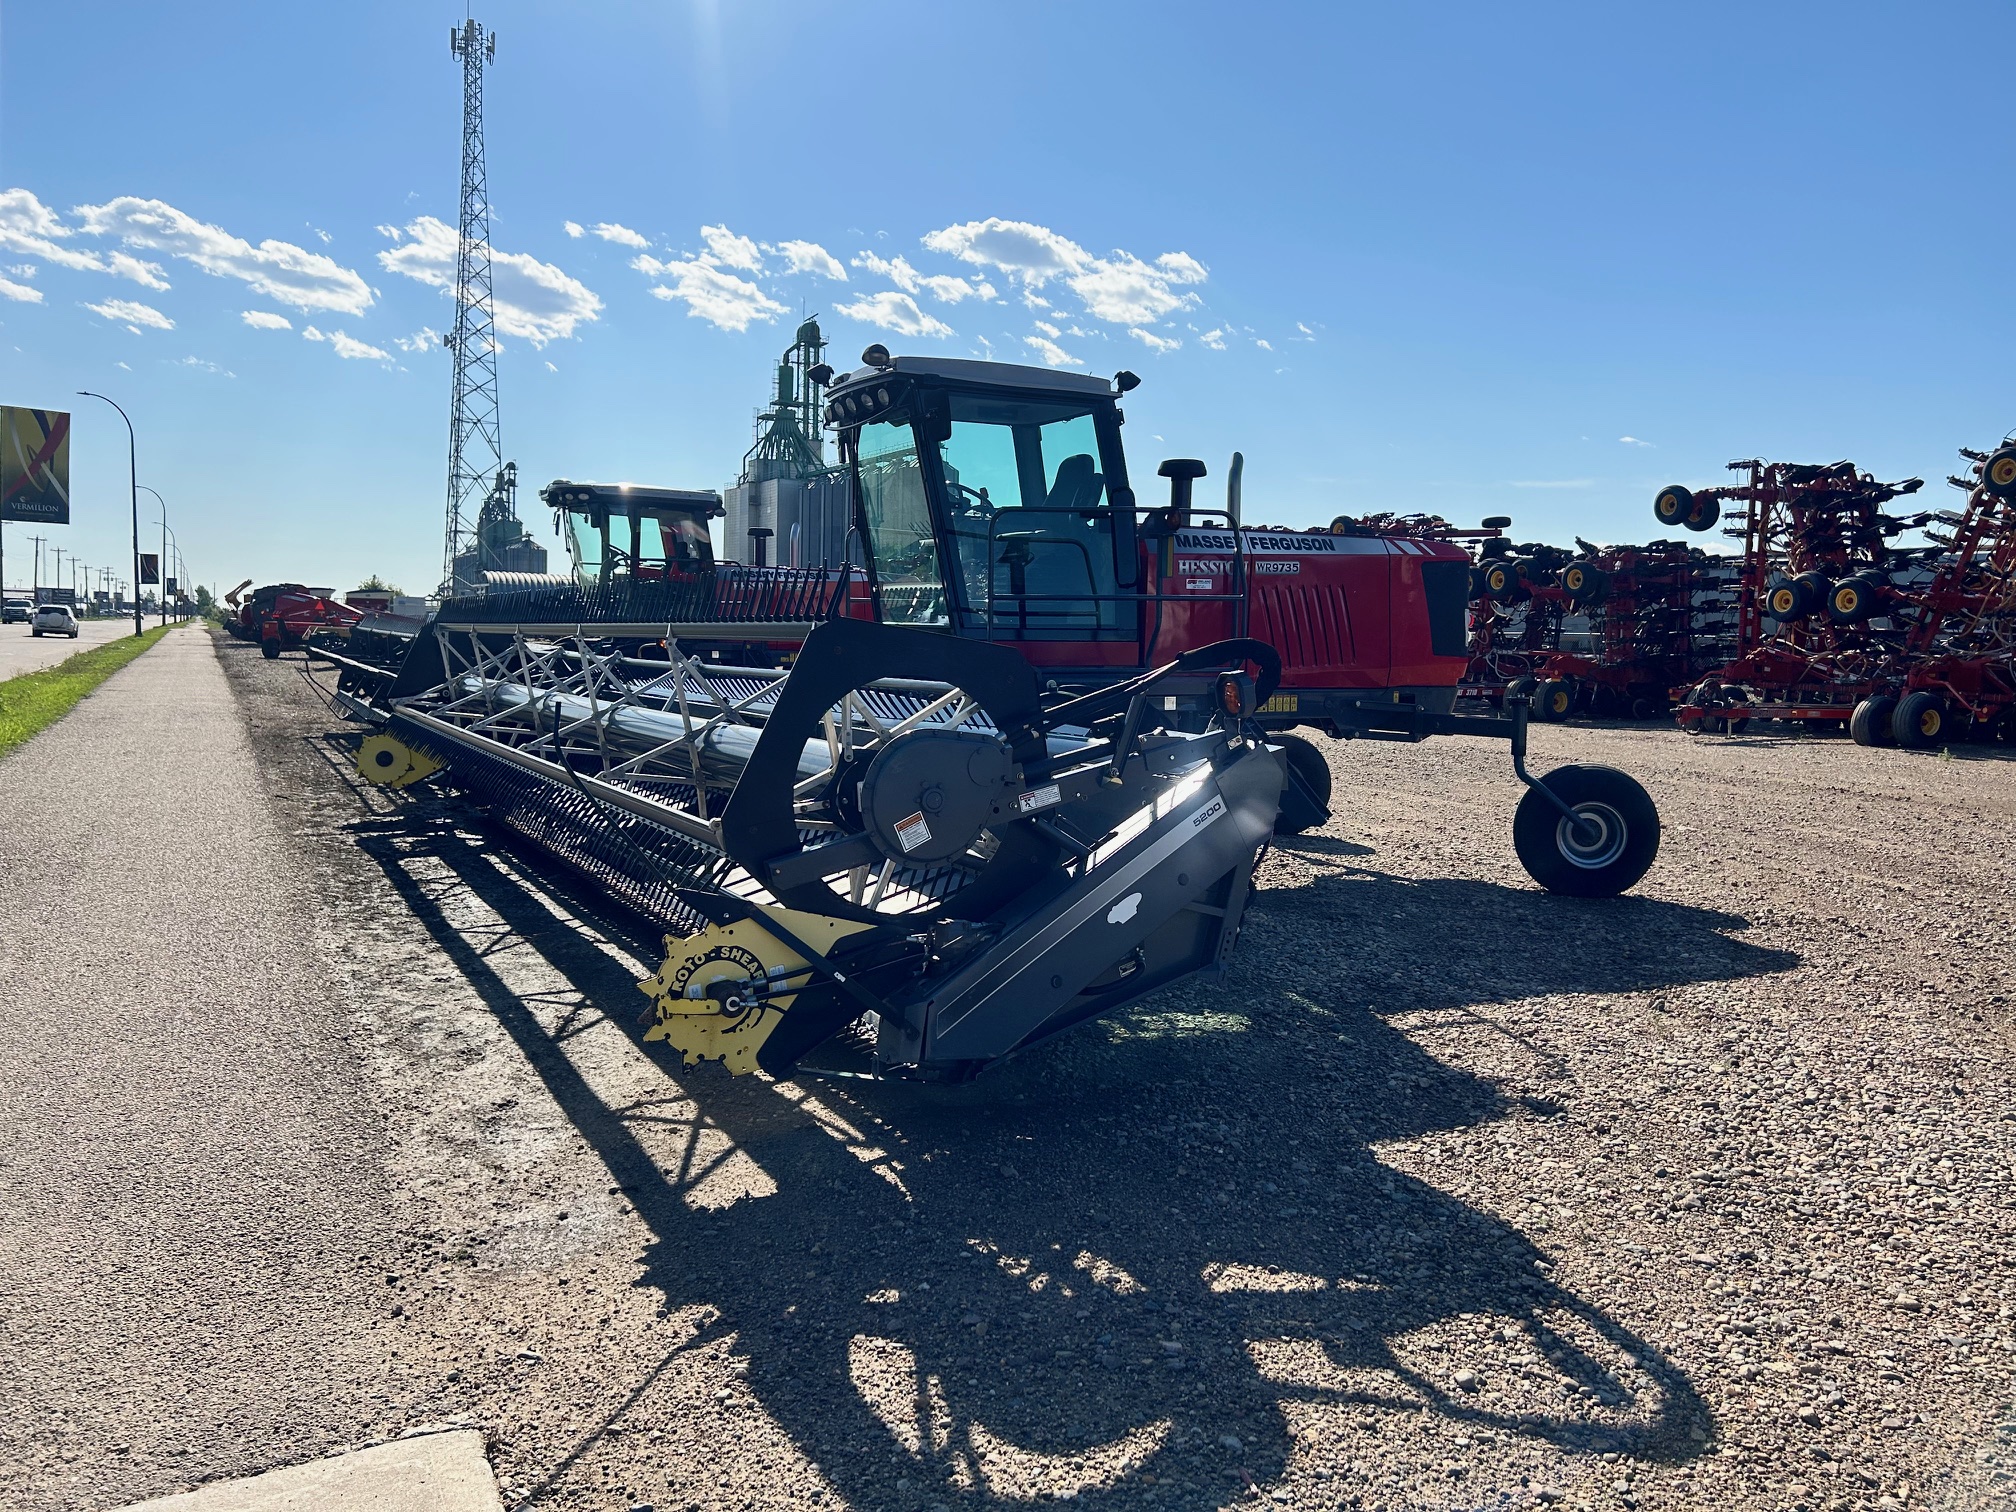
<box><xmin>27</xmin><ymin>533</ymin><xmax>45</xmax><ymax>601</ymax></box>
<box><xmin>442</xmin><ymin>17</ymin><xmax>502</xmax><ymax>597</ymax></box>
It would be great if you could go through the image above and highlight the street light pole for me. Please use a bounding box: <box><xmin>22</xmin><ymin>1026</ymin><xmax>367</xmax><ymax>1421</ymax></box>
<box><xmin>76</xmin><ymin>391</ymin><xmax>143</xmax><ymax>637</ymax></box>
<box><xmin>138</xmin><ymin>485</ymin><xmax>173</xmax><ymax>626</ymax></box>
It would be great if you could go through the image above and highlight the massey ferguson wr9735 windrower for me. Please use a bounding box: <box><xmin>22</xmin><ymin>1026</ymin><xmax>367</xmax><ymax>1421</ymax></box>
<box><xmin>309</xmin><ymin>352</ymin><xmax>1662</xmax><ymax>1082</ymax></box>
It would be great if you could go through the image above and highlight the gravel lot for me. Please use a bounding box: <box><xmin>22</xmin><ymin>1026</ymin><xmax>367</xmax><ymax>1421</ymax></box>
<box><xmin>23</xmin><ymin>630</ymin><xmax>2016</xmax><ymax>1512</ymax></box>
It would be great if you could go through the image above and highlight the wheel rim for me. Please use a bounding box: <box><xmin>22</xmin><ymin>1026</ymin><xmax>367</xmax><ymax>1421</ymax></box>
<box><xmin>1993</xmin><ymin>457</ymin><xmax>2016</xmax><ymax>488</ymax></box>
<box><xmin>1920</xmin><ymin>709</ymin><xmax>1940</xmax><ymax>737</ymax></box>
<box><xmin>1556</xmin><ymin>802</ymin><xmax>1628</xmax><ymax>870</ymax></box>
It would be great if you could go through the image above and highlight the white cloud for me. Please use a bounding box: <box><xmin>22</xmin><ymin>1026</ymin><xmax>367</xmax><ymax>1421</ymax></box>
<box><xmin>240</xmin><ymin>309</ymin><xmax>292</xmax><ymax>330</ymax></box>
<box><xmin>0</xmin><ymin>188</ymin><xmax>111</xmax><ymax>274</ymax></box>
<box><xmin>699</xmin><ymin>224</ymin><xmax>762</xmax><ymax>272</ymax></box>
<box><xmin>1129</xmin><ymin>327</ymin><xmax>1179</xmax><ymax>353</ymax></box>
<box><xmin>562</xmin><ymin>221</ymin><xmax>585</xmax><ymax>239</ymax></box>
<box><xmin>392</xmin><ymin>326</ymin><xmax>439</xmax><ymax>353</ymax></box>
<box><xmin>1295</xmin><ymin>321</ymin><xmax>1316</xmax><ymax>339</ymax></box>
<box><xmin>0</xmin><ymin>276</ymin><xmax>42</xmax><ymax>303</ymax></box>
<box><xmin>635</xmin><ymin>253</ymin><xmax>786</xmax><ymax>332</ymax></box>
<box><xmin>174</xmin><ymin>355</ymin><xmax>235</xmax><ymax>376</ymax></box>
<box><xmin>924</xmin><ymin>216</ymin><xmax>1205</xmax><ymax>326</ymax></box>
<box><xmin>544</xmin><ymin>360</ymin><xmax>558</xmax><ymax>372</ymax></box>
<box><xmin>84</xmin><ymin>297</ymin><xmax>174</xmax><ymax>332</ymax></box>
<box><xmin>377</xmin><ymin>224</ymin><xmax>403</xmax><ymax>241</ymax></box>
<box><xmin>1620</xmin><ymin>436</ymin><xmax>1654</xmax><ymax>448</ymax></box>
<box><xmin>774</xmin><ymin>239</ymin><xmax>846</xmax><ymax>280</ymax></box>
<box><xmin>1023</xmin><ymin>334</ymin><xmax>1083</xmax><ymax>368</ymax></box>
<box><xmin>107</xmin><ymin>252</ymin><xmax>169</xmax><ymax>290</ymax></box>
<box><xmin>833</xmin><ymin>290</ymin><xmax>953</xmax><ymax>338</ymax></box>
<box><xmin>378</xmin><ymin>217</ymin><xmax>602</xmax><ymax>344</ymax></box>
<box><xmin>74</xmin><ymin>195</ymin><xmax>373</xmax><ymax>314</ymax></box>
<box><xmin>1032</xmin><ymin>318</ymin><xmax>1061</xmax><ymax>338</ymax></box>
<box><xmin>1069</xmin><ymin>253</ymin><xmax>1201</xmax><ymax>324</ymax></box>
<box><xmin>592</xmin><ymin>222</ymin><xmax>649</xmax><ymax>248</ymax></box>
<box><xmin>852</xmin><ymin>251</ymin><xmax>995</xmax><ymax>304</ymax></box>
<box><xmin>313</xmin><ymin>227</ymin><xmax>332</xmax><ymax>244</ymax></box>
<box><xmin>302</xmin><ymin>325</ymin><xmax>391</xmax><ymax>362</ymax></box>
<box><xmin>1254</xmin><ymin>338</ymin><xmax>1273</xmax><ymax>351</ymax></box>
<box><xmin>924</xmin><ymin>217</ymin><xmax>1091</xmax><ymax>286</ymax></box>
<box><xmin>1199</xmin><ymin>328</ymin><xmax>1227</xmax><ymax>351</ymax></box>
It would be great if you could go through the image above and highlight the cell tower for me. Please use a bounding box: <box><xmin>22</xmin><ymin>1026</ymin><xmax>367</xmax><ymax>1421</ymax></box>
<box><xmin>442</xmin><ymin>17</ymin><xmax>501</xmax><ymax>594</ymax></box>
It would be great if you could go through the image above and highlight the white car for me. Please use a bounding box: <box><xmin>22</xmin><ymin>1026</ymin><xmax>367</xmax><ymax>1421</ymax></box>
<box><xmin>31</xmin><ymin>603</ymin><xmax>79</xmax><ymax>638</ymax></box>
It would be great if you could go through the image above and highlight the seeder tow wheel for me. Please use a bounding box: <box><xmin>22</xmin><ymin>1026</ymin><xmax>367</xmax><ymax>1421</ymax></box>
<box><xmin>1511</xmin><ymin>764</ymin><xmax>1661</xmax><ymax>898</ymax></box>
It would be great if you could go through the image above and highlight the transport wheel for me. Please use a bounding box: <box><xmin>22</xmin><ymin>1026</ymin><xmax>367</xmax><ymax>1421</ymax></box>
<box><xmin>1996</xmin><ymin>708</ymin><xmax>2016</xmax><ymax>745</ymax></box>
<box><xmin>1270</xmin><ymin>733</ymin><xmax>1335</xmax><ymax>836</ymax></box>
<box><xmin>1891</xmin><ymin>691</ymin><xmax>1947</xmax><ymax>748</ymax></box>
<box><xmin>1983</xmin><ymin>446</ymin><xmax>2016</xmax><ymax>499</ymax></box>
<box><xmin>260</xmin><ymin>640</ymin><xmax>281</xmax><ymax>660</ymax></box>
<box><xmin>1685</xmin><ymin>495</ymin><xmax>1721</xmax><ymax>531</ymax></box>
<box><xmin>1725</xmin><ymin>716</ymin><xmax>1750</xmax><ymax>734</ymax></box>
<box><xmin>1534</xmin><ymin>680</ymin><xmax>1574</xmax><ymax>721</ymax></box>
<box><xmin>1512</xmin><ymin>765</ymin><xmax>1660</xmax><ymax>897</ymax></box>
<box><xmin>1763</xmin><ymin>580</ymin><xmax>1809</xmax><ymax>622</ymax></box>
<box><xmin>1850</xmin><ymin>695</ymin><xmax>1897</xmax><ymax>747</ymax></box>
<box><xmin>1827</xmin><ymin>576</ymin><xmax>1878</xmax><ymax>624</ymax></box>
<box><xmin>1630</xmin><ymin>697</ymin><xmax>1657</xmax><ymax>720</ymax></box>
<box><xmin>1505</xmin><ymin>676</ymin><xmax>1538</xmax><ymax>701</ymax></box>
<box><xmin>1653</xmin><ymin>485</ymin><xmax>1694</xmax><ymax>528</ymax></box>
<box><xmin>1481</xmin><ymin>560</ymin><xmax>1517</xmax><ymax>597</ymax></box>
<box><xmin>1793</xmin><ymin>572</ymin><xmax>1833</xmax><ymax>613</ymax></box>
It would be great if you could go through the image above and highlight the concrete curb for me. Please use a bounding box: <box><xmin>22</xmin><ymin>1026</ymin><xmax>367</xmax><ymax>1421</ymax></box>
<box><xmin>108</xmin><ymin>1430</ymin><xmax>503</xmax><ymax>1512</ymax></box>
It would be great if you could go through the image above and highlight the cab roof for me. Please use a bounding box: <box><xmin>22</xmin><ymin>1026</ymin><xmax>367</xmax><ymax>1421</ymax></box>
<box><xmin>828</xmin><ymin>355</ymin><xmax>1118</xmax><ymax>400</ymax></box>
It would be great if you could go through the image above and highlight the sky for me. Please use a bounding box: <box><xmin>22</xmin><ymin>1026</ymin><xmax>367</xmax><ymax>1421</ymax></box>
<box><xmin>2</xmin><ymin>0</ymin><xmax>2012</xmax><ymax>597</ymax></box>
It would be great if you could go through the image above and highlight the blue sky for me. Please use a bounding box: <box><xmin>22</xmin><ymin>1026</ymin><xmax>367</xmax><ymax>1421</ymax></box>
<box><xmin>2</xmin><ymin>0</ymin><xmax>2010</xmax><ymax>596</ymax></box>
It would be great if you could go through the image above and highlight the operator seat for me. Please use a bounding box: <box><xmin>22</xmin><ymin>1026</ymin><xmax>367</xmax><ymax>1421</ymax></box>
<box><xmin>1046</xmin><ymin>454</ymin><xmax>1104</xmax><ymax>512</ymax></box>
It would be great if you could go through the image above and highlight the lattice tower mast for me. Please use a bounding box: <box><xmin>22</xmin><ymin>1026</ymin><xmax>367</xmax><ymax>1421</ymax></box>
<box><xmin>442</xmin><ymin>18</ymin><xmax>500</xmax><ymax>593</ymax></box>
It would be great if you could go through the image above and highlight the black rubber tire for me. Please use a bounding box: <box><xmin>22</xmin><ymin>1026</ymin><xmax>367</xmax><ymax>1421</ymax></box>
<box><xmin>1983</xmin><ymin>446</ymin><xmax>2016</xmax><ymax>499</ymax></box>
<box><xmin>1891</xmin><ymin>691</ymin><xmax>1947</xmax><ymax>749</ymax></box>
<box><xmin>1793</xmin><ymin>572</ymin><xmax>1833</xmax><ymax>613</ymax></box>
<box><xmin>1996</xmin><ymin>707</ymin><xmax>2016</xmax><ymax>745</ymax></box>
<box><xmin>1561</xmin><ymin>562</ymin><xmax>1609</xmax><ymax>604</ymax></box>
<box><xmin>1270</xmin><ymin>732</ymin><xmax>1334</xmax><ymax>836</ymax></box>
<box><xmin>1763</xmin><ymin>578</ymin><xmax>1811</xmax><ymax>623</ymax></box>
<box><xmin>1534</xmin><ymin>680</ymin><xmax>1574</xmax><ymax>722</ymax></box>
<box><xmin>1481</xmin><ymin>560</ymin><xmax>1517</xmax><ymax>597</ymax></box>
<box><xmin>1827</xmin><ymin>575</ymin><xmax>1878</xmax><ymax>625</ymax></box>
<box><xmin>1850</xmin><ymin>695</ymin><xmax>1897</xmax><ymax>747</ymax></box>
<box><xmin>1512</xmin><ymin>764</ymin><xmax>1661</xmax><ymax>897</ymax></box>
<box><xmin>1630</xmin><ymin>697</ymin><xmax>1657</xmax><ymax>721</ymax></box>
<box><xmin>260</xmin><ymin>640</ymin><xmax>281</xmax><ymax>660</ymax></box>
<box><xmin>1725</xmin><ymin>717</ymin><xmax>1750</xmax><ymax>734</ymax></box>
<box><xmin>1685</xmin><ymin>495</ymin><xmax>1721</xmax><ymax>532</ymax></box>
<box><xmin>1653</xmin><ymin>485</ymin><xmax>1694</xmax><ymax>528</ymax></box>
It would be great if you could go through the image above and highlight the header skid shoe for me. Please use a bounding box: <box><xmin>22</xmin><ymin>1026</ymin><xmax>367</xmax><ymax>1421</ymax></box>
<box><xmin>379</xmin><ymin>614</ymin><xmax>1285</xmax><ymax>1081</ymax></box>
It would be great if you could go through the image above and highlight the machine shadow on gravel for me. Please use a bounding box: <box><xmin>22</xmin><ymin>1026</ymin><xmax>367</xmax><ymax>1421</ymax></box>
<box><xmin>342</xmin><ymin>794</ymin><xmax>1800</xmax><ymax>1510</ymax></box>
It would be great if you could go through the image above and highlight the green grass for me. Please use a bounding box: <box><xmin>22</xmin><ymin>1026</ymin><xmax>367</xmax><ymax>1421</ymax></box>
<box><xmin>0</xmin><ymin>623</ymin><xmax>180</xmax><ymax>760</ymax></box>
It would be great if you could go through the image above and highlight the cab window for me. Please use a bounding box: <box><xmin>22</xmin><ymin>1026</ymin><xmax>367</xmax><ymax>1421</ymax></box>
<box><xmin>935</xmin><ymin>395</ymin><xmax>1122</xmax><ymax>637</ymax></box>
<box><xmin>856</xmin><ymin>419</ymin><xmax>946</xmax><ymax>625</ymax></box>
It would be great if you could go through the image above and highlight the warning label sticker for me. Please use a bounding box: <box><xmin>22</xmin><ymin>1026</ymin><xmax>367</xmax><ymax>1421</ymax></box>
<box><xmin>894</xmin><ymin>812</ymin><xmax>933</xmax><ymax>853</ymax></box>
<box><xmin>1016</xmin><ymin>784</ymin><xmax>1062</xmax><ymax>814</ymax></box>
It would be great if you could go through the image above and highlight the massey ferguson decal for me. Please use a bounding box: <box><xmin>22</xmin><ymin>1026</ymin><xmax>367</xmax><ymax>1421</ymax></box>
<box><xmin>1171</xmin><ymin>528</ymin><xmax>1384</xmax><ymax>555</ymax></box>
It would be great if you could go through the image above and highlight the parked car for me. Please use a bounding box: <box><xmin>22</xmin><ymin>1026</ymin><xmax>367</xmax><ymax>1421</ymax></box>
<box><xmin>2</xmin><ymin>597</ymin><xmax>30</xmax><ymax>624</ymax></box>
<box><xmin>31</xmin><ymin>603</ymin><xmax>79</xmax><ymax>638</ymax></box>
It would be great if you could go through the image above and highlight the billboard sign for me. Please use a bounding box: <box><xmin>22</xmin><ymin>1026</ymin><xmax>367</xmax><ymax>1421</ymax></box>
<box><xmin>139</xmin><ymin>553</ymin><xmax>160</xmax><ymax>584</ymax></box>
<box><xmin>36</xmin><ymin>587</ymin><xmax>77</xmax><ymax>608</ymax></box>
<box><xmin>1</xmin><ymin>407</ymin><xmax>71</xmax><ymax>525</ymax></box>
<box><xmin>165</xmin><ymin>576</ymin><xmax>178</xmax><ymax>594</ymax></box>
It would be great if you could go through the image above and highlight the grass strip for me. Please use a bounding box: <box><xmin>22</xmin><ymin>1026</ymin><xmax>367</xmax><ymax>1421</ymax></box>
<box><xmin>0</xmin><ymin>623</ymin><xmax>180</xmax><ymax>760</ymax></box>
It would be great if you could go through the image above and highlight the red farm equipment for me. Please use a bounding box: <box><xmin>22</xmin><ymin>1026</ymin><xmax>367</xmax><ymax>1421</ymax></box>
<box><xmin>1663</xmin><ymin>460</ymin><xmax>1934</xmax><ymax>735</ymax></box>
<box><xmin>226</xmin><ymin>581</ymin><xmax>362</xmax><ymax>659</ymax></box>
<box><xmin>1844</xmin><ymin>444</ymin><xmax>2016</xmax><ymax>746</ymax></box>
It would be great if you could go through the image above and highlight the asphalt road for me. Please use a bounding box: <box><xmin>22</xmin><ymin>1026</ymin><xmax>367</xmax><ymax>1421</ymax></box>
<box><xmin>0</xmin><ymin>616</ymin><xmax>161</xmax><ymax>679</ymax></box>
<box><xmin>0</xmin><ymin>628</ymin><xmax>408</xmax><ymax>1510</ymax></box>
